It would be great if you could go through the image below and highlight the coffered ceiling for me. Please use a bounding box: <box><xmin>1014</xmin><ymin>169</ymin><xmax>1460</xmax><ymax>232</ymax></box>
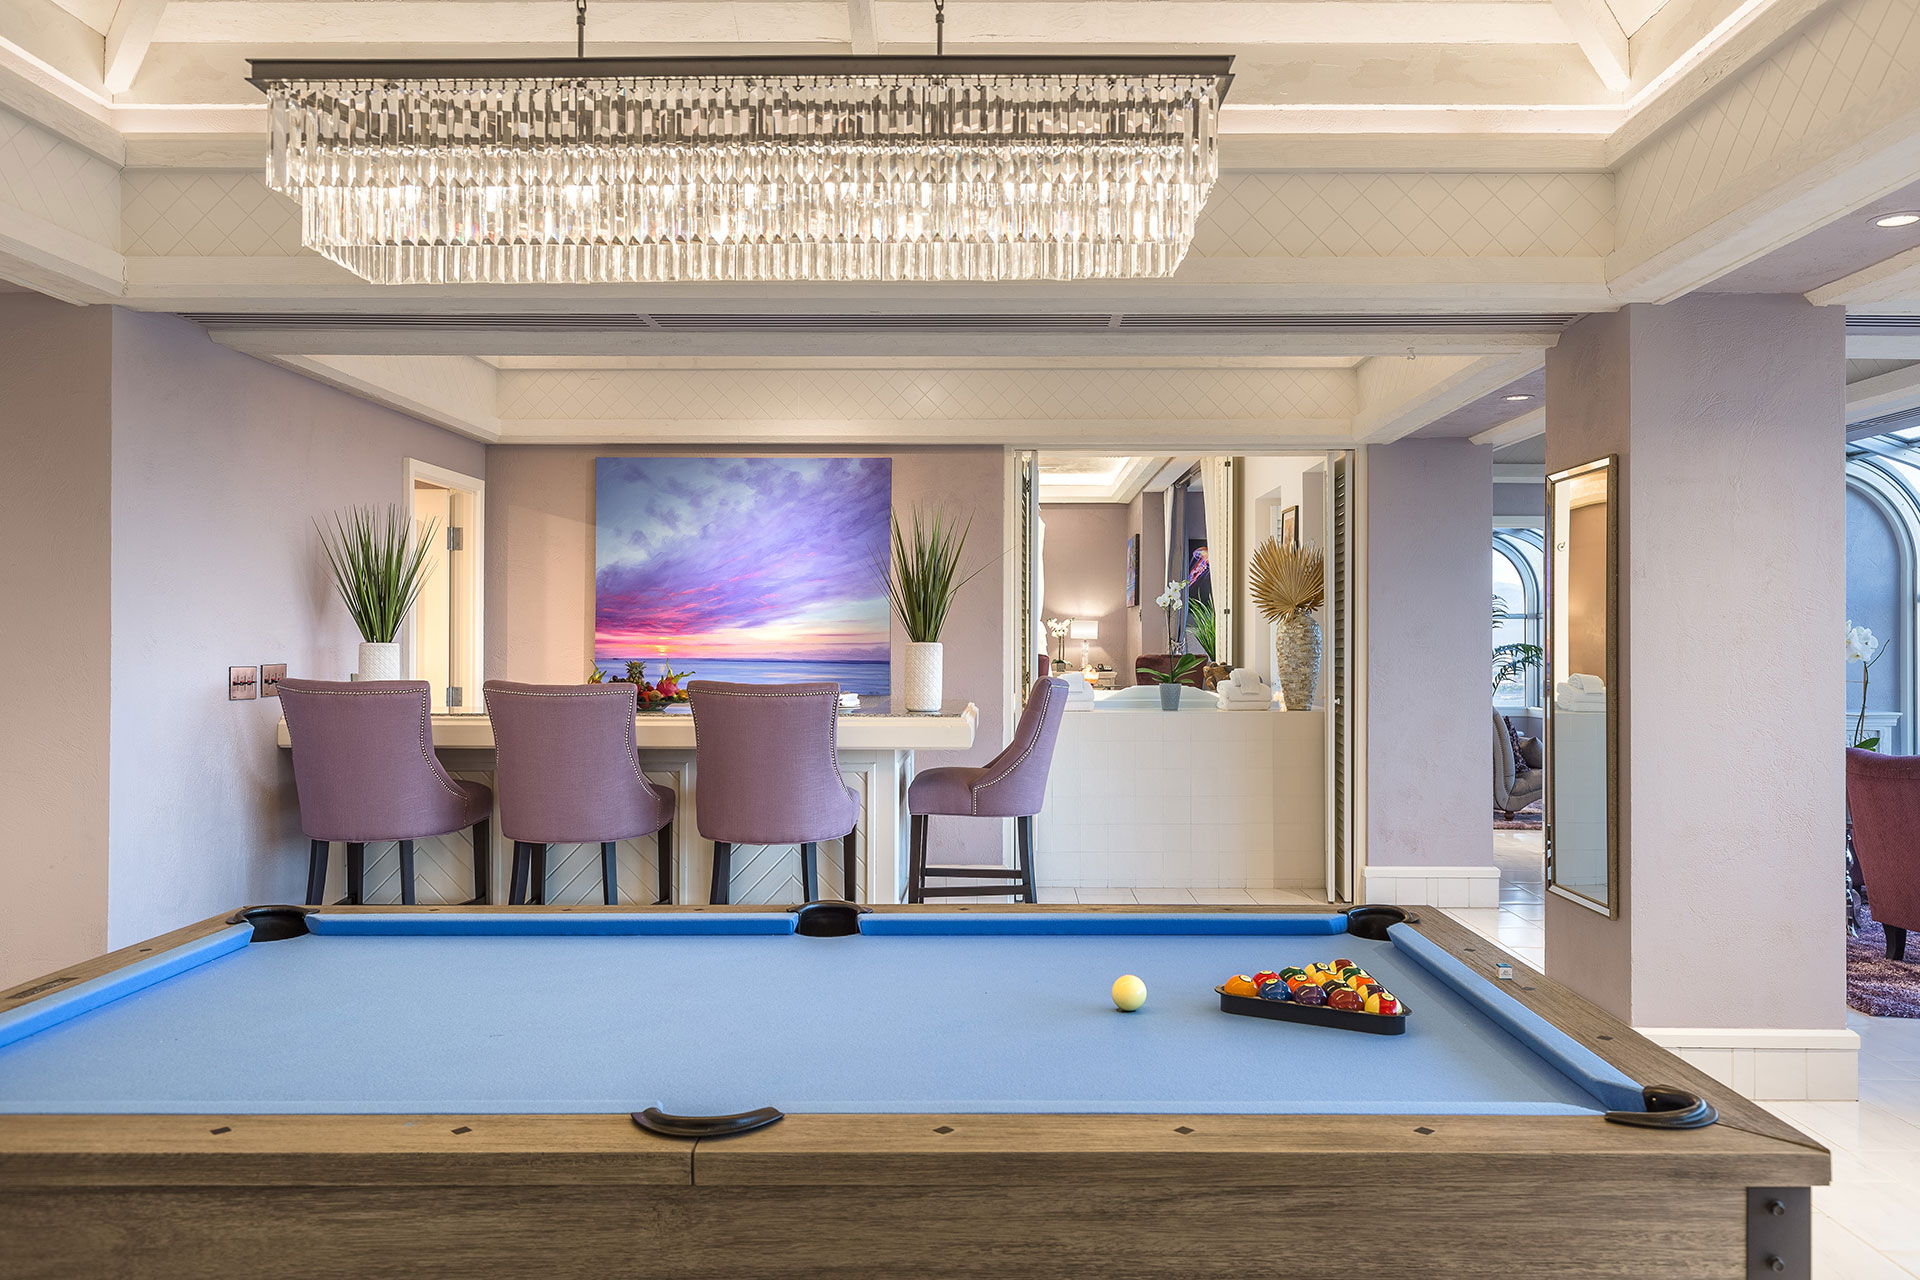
<box><xmin>1</xmin><ymin>0</ymin><xmax>1918</xmax><ymax>447</ymax></box>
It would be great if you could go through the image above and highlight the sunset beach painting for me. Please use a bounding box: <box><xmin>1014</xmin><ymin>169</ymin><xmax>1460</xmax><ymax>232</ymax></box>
<box><xmin>594</xmin><ymin>457</ymin><xmax>893</xmax><ymax>696</ymax></box>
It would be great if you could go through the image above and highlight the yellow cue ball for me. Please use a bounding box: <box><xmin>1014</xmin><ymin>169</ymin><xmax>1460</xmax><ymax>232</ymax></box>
<box><xmin>1111</xmin><ymin>974</ymin><xmax>1148</xmax><ymax>1012</ymax></box>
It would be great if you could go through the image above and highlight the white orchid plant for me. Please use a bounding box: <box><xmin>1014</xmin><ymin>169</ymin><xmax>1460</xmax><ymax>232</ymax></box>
<box><xmin>1848</xmin><ymin>620</ymin><xmax>1886</xmax><ymax>751</ymax></box>
<box><xmin>1044</xmin><ymin>616</ymin><xmax>1073</xmax><ymax>664</ymax></box>
<box><xmin>1155</xmin><ymin>580</ymin><xmax>1185</xmax><ymax>651</ymax></box>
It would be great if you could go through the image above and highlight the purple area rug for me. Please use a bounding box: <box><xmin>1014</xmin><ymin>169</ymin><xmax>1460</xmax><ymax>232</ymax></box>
<box><xmin>1494</xmin><ymin>802</ymin><xmax>1543</xmax><ymax>831</ymax></box>
<box><xmin>1849</xmin><ymin>903</ymin><xmax>1920</xmax><ymax>1019</ymax></box>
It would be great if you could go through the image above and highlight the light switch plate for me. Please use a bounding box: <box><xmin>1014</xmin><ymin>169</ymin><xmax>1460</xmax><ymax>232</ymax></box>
<box><xmin>228</xmin><ymin>666</ymin><xmax>258</xmax><ymax>700</ymax></box>
<box><xmin>260</xmin><ymin>663</ymin><xmax>287</xmax><ymax>698</ymax></box>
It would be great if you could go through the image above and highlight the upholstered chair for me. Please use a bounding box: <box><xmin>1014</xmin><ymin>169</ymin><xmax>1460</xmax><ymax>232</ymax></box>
<box><xmin>278</xmin><ymin>678</ymin><xmax>493</xmax><ymax>906</ymax></box>
<box><xmin>1494</xmin><ymin>706</ymin><xmax>1545</xmax><ymax>820</ymax></box>
<box><xmin>483</xmin><ymin>681</ymin><xmax>676</xmax><ymax>906</ymax></box>
<box><xmin>1845</xmin><ymin>748</ymin><xmax>1920</xmax><ymax>960</ymax></box>
<box><xmin>687</xmin><ymin>681</ymin><xmax>860</xmax><ymax>905</ymax></box>
<box><xmin>906</xmin><ymin>676</ymin><xmax>1067</xmax><ymax>903</ymax></box>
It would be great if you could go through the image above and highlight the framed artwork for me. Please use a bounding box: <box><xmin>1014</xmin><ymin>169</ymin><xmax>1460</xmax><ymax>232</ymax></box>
<box><xmin>1125</xmin><ymin>533</ymin><xmax>1140</xmax><ymax>607</ymax></box>
<box><xmin>1280</xmin><ymin>505</ymin><xmax>1300</xmax><ymax>548</ymax></box>
<box><xmin>594</xmin><ymin>456</ymin><xmax>893</xmax><ymax>695</ymax></box>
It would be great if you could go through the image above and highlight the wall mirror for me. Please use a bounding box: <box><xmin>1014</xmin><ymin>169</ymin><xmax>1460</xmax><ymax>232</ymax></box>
<box><xmin>1545</xmin><ymin>455</ymin><xmax>1619</xmax><ymax>917</ymax></box>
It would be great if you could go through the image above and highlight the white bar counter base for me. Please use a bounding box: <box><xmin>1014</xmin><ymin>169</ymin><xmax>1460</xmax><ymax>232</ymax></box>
<box><xmin>277</xmin><ymin>698</ymin><xmax>978</xmax><ymax>908</ymax></box>
<box><xmin>1037</xmin><ymin>688</ymin><xmax>1327</xmax><ymax>892</ymax></box>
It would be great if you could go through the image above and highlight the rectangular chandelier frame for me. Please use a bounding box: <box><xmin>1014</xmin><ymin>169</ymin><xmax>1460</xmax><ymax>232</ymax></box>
<box><xmin>249</xmin><ymin>56</ymin><xmax>1235</xmax><ymax>286</ymax></box>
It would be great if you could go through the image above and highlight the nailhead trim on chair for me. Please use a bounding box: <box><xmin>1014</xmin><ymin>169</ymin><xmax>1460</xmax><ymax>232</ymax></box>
<box><xmin>969</xmin><ymin>679</ymin><xmax>1057</xmax><ymax>816</ymax></box>
<box><xmin>282</xmin><ymin>683</ymin><xmax>467</xmax><ymax>801</ymax></box>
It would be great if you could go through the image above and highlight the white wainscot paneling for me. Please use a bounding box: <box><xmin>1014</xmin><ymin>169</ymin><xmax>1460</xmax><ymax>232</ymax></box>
<box><xmin>1035</xmin><ymin>708</ymin><xmax>1325</xmax><ymax>890</ymax></box>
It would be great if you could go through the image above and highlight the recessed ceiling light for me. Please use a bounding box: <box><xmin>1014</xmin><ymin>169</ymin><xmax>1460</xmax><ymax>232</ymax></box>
<box><xmin>1503</xmin><ymin>394</ymin><xmax>1534</xmax><ymax>402</ymax></box>
<box><xmin>1874</xmin><ymin>212</ymin><xmax>1920</xmax><ymax>228</ymax></box>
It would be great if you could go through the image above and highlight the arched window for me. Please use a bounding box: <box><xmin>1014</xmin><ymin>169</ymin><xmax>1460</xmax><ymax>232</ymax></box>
<box><xmin>1845</xmin><ymin>457</ymin><xmax>1920</xmax><ymax>754</ymax></box>
<box><xmin>1493</xmin><ymin>528</ymin><xmax>1545</xmax><ymax>709</ymax></box>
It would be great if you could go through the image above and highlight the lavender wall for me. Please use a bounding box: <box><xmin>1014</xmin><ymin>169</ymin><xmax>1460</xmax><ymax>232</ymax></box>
<box><xmin>1366</xmin><ymin>439</ymin><xmax>1494</xmax><ymax>868</ymax></box>
<box><xmin>1545</xmin><ymin>297</ymin><xmax>1845</xmax><ymax>1031</ymax></box>
<box><xmin>484</xmin><ymin>444</ymin><xmax>1012</xmax><ymax>863</ymax></box>
<box><xmin>1040</xmin><ymin>503</ymin><xmax>1130</xmax><ymax>678</ymax></box>
<box><xmin>0</xmin><ymin>298</ymin><xmax>113</xmax><ymax>988</ymax></box>
<box><xmin>105</xmin><ymin>311</ymin><xmax>486</xmax><ymax>948</ymax></box>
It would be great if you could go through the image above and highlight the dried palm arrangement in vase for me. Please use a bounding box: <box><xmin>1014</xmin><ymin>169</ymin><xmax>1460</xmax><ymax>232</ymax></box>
<box><xmin>1251</xmin><ymin>537</ymin><xmax>1325</xmax><ymax>711</ymax></box>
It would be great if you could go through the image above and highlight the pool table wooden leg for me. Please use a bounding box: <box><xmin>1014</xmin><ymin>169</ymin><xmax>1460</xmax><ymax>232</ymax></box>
<box><xmin>601</xmin><ymin>842</ymin><xmax>619</xmax><ymax>906</ymax></box>
<box><xmin>656</xmin><ymin>821</ymin><xmax>673</xmax><ymax>904</ymax></box>
<box><xmin>397</xmin><ymin>841</ymin><xmax>417</xmax><ymax>906</ymax></box>
<box><xmin>711</xmin><ymin>842</ymin><xmax>731</xmax><ymax>905</ymax></box>
<box><xmin>305</xmin><ymin>840</ymin><xmax>328</xmax><ymax>906</ymax></box>
<box><xmin>345</xmin><ymin>843</ymin><xmax>365</xmax><ymax>906</ymax></box>
<box><xmin>843</xmin><ymin>825</ymin><xmax>858</xmax><ymax>902</ymax></box>
<box><xmin>800</xmin><ymin>843</ymin><xmax>819</xmax><ymax>904</ymax></box>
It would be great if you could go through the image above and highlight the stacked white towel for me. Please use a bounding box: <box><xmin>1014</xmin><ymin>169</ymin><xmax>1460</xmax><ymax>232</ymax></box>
<box><xmin>839</xmin><ymin>692</ymin><xmax>861</xmax><ymax>708</ymax></box>
<box><xmin>1056</xmin><ymin>670</ymin><xmax>1097</xmax><ymax>709</ymax></box>
<box><xmin>1215</xmin><ymin>668</ymin><xmax>1275</xmax><ymax>711</ymax></box>
<box><xmin>1555</xmin><ymin>674</ymin><xmax>1606</xmax><ymax>711</ymax></box>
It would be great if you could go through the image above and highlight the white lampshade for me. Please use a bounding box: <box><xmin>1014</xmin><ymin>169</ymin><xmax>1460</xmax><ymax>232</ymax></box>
<box><xmin>1069</xmin><ymin>619</ymin><xmax>1100</xmax><ymax>640</ymax></box>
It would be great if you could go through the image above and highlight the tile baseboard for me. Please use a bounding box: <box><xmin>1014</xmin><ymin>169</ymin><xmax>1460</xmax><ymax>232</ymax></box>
<box><xmin>1637</xmin><ymin>1027</ymin><xmax>1861</xmax><ymax>1102</ymax></box>
<box><xmin>1361</xmin><ymin>865</ymin><xmax>1501</xmax><ymax>910</ymax></box>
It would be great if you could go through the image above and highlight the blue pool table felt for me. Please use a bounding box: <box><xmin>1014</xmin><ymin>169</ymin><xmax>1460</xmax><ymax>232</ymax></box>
<box><xmin>0</xmin><ymin>913</ymin><xmax>1641</xmax><ymax>1117</ymax></box>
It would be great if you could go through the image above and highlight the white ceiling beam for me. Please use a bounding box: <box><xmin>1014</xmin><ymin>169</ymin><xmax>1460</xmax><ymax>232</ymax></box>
<box><xmin>1847</xmin><ymin>362</ymin><xmax>1920</xmax><ymax>425</ymax></box>
<box><xmin>1809</xmin><ymin>247</ymin><xmax>1920</xmax><ymax>308</ymax></box>
<box><xmin>1548</xmin><ymin>0</ymin><xmax>1630</xmax><ymax>90</ymax></box>
<box><xmin>1470</xmin><ymin>407</ymin><xmax>1547</xmax><ymax>448</ymax></box>
<box><xmin>495</xmin><ymin>416</ymin><xmax>1357</xmax><ymax>449</ymax></box>
<box><xmin>1351</xmin><ymin>352</ymin><xmax>1545</xmax><ymax>444</ymax></box>
<box><xmin>103</xmin><ymin>0</ymin><xmax>168</xmax><ymax>94</ymax></box>
<box><xmin>1493</xmin><ymin>462</ymin><xmax>1544</xmax><ymax>483</ymax></box>
<box><xmin>1849</xmin><ymin>332</ymin><xmax>1920</xmax><ymax>360</ymax></box>
<box><xmin>846</xmin><ymin>0</ymin><xmax>877</xmax><ymax>53</ymax></box>
<box><xmin>263</xmin><ymin>353</ymin><xmax>503</xmax><ymax>442</ymax></box>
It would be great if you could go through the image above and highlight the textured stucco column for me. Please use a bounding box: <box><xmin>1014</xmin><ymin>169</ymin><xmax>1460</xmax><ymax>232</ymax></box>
<box><xmin>1366</xmin><ymin>439</ymin><xmax>1495</xmax><ymax>880</ymax></box>
<box><xmin>1545</xmin><ymin>296</ymin><xmax>1846</xmax><ymax>1036</ymax></box>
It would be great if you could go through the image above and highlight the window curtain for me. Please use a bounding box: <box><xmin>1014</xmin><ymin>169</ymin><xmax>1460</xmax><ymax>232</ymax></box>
<box><xmin>1202</xmin><ymin>456</ymin><xmax>1235</xmax><ymax>666</ymax></box>
<box><xmin>1163</xmin><ymin>480</ymin><xmax>1185</xmax><ymax>653</ymax></box>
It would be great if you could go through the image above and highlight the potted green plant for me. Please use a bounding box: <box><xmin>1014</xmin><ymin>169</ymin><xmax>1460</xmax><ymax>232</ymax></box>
<box><xmin>880</xmin><ymin>507</ymin><xmax>987</xmax><ymax>712</ymax></box>
<box><xmin>1136</xmin><ymin>654</ymin><xmax>1206</xmax><ymax>710</ymax></box>
<box><xmin>1251</xmin><ymin>537</ymin><xmax>1324</xmax><ymax>711</ymax></box>
<box><xmin>317</xmin><ymin>505</ymin><xmax>438</xmax><ymax>681</ymax></box>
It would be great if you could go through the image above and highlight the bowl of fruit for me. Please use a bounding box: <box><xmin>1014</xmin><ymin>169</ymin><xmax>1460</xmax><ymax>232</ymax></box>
<box><xmin>588</xmin><ymin>660</ymin><xmax>695</xmax><ymax>710</ymax></box>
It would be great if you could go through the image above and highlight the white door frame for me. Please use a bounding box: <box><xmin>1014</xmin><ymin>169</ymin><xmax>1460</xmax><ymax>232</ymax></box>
<box><xmin>401</xmin><ymin>458</ymin><xmax>486</xmax><ymax>709</ymax></box>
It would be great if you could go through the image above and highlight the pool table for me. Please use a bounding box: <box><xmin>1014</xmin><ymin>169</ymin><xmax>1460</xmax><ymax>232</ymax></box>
<box><xmin>0</xmin><ymin>904</ymin><xmax>1825</xmax><ymax>1279</ymax></box>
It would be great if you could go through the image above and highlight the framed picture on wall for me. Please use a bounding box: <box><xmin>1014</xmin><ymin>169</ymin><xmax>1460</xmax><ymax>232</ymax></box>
<box><xmin>1125</xmin><ymin>534</ymin><xmax>1140</xmax><ymax>607</ymax></box>
<box><xmin>1280</xmin><ymin>505</ymin><xmax>1300</xmax><ymax>548</ymax></box>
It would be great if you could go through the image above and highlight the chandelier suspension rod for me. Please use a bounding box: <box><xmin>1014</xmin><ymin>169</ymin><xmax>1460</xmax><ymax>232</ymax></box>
<box><xmin>576</xmin><ymin>0</ymin><xmax>587</xmax><ymax>58</ymax></box>
<box><xmin>936</xmin><ymin>0</ymin><xmax>945</xmax><ymax>56</ymax></box>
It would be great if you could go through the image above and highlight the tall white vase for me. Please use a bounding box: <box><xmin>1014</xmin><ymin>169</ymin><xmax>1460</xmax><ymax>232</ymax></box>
<box><xmin>357</xmin><ymin>641</ymin><xmax>402</xmax><ymax>682</ymax></box>
<box><xmin>905</xmin><ymin>641</ymin><xmax>943</xmax><ymax>712</ymax></box>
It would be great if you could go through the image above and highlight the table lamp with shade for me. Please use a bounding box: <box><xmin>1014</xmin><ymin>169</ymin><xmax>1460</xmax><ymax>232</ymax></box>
<box><xmin>1069</xmin><ymin>619</ymin><xmax>1099</xmax><ymax>674</ymax></box>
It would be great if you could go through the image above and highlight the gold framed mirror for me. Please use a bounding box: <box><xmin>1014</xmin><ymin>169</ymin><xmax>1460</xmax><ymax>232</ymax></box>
<box><xmin>1545</xmin><ymin>455</ymin><xmax>1619</xmax><ymax>917</ymax></box>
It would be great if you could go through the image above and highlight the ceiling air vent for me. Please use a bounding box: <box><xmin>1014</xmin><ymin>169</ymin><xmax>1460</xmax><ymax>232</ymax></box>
<box><xmin>184</xmin><ymin>311</ymin><xmax>1579</xmax><ymax>335</ymax></box>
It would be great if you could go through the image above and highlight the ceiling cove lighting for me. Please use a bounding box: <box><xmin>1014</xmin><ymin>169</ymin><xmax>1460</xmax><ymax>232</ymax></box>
<box><xmin>248</xmin><ymin>46</ymin><xmax>1234</xmax><ymax>286</ymax></box>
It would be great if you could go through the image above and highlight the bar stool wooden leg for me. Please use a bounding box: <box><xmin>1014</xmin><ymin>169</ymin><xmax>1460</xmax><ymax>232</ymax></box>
<box><xmin>908</xmin><ymin>815</ymin><xmax>929</xmax><ymax>904</ymax></box>
<box><xmin>800</xmin><ymin>842</ymin><xmax>819</xmax><ymax>904</ymax></box>
<box><xmin>305</xmin><ymin>840</ymin><xmax>329</xmax><ymax>906</ymax></box>
<box><xmin>601</xmin><ymin>841</ymin><xmax>619</xmax><ymax>906</ymax></box>
<box><xmin>842</xmin><ymin>825</ymin><xmax>859</xmax><ymax>902</ymax></box>
<box><xmin>345</xmin><ymin>843</ymin><xmax>366</xmax><ymax>905</ymax></box>
<box><xmin>508</xmin><ymin>842</ymin><xmax>530</xmax><ymax>905</ymax></box>
<box><xmin>710</xmin><ymin>842</ymin><xmax>733</xmax><ymax>904</ymax></box>
<box><xmin>1017</xmin><ymin>815</ymin><xmax>1038</xmax><ymax>905</ymax></box>
<box><xmin>655</xmin><ymin>821</ymin><xmax>674</xmax><ymax>905</ymax></box>
<box><xmin>531</xmin><ymin>844</ymin><xmax>548</xmax><ymax>905</ymax></box>
<box><xmin>470</xmin><ymin>818</ymin><xmax>491</xmax><ymax>904</ymax></box>
<box><xmin>398</xmin><ymin>841</ymin><xmax>417</xmax><ymax>906</ymax></box>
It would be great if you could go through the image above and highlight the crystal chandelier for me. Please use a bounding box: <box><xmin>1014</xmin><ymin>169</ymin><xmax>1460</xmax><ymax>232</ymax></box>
<box><xmin>249</xmin><ymin>44</ymin><xmax>1232</xmax><ymax>286</ymax></box>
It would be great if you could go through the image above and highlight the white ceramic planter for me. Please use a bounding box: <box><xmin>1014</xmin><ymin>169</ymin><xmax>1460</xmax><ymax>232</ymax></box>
<box><xmin>904</xmin><ymin>641</ymin><xmax>943</xmax><ymax>712</ymax></box>
<box><xmin>357</xmin><ymin>641</ymin><xmax>403</xmax><ymax>682</ymax></box>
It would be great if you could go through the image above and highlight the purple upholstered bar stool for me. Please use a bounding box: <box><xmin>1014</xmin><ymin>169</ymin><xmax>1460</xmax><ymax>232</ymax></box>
<box><xmin>483</xmin><ymin>680</ymin><xmax>676</xmax><ymax>906</ymax></box>
<box><xmin>906</xmin><ymin>676</ymin><xmax>1067</xmax><ymax>904</ymax></box>
<box><xmin>687</xmin><ymin>681</ymin><xmax>859</xmax><ymax>905</ymax></box>
<box><xmin>278</xmin><ymin>678</ymin><xmax>493</xmax><ymax>906</ymax></box>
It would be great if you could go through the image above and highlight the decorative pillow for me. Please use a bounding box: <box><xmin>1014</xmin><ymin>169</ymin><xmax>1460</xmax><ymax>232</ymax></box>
<box><xmin>1503</xmin><ymin>716</ymin><xmax>1531</xmax><ymax>776</ymax></box>
<box><xmin>1519</xmin><ymin>734</ymin><xmax>1544</xmax><ymax>771</ymax></box>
